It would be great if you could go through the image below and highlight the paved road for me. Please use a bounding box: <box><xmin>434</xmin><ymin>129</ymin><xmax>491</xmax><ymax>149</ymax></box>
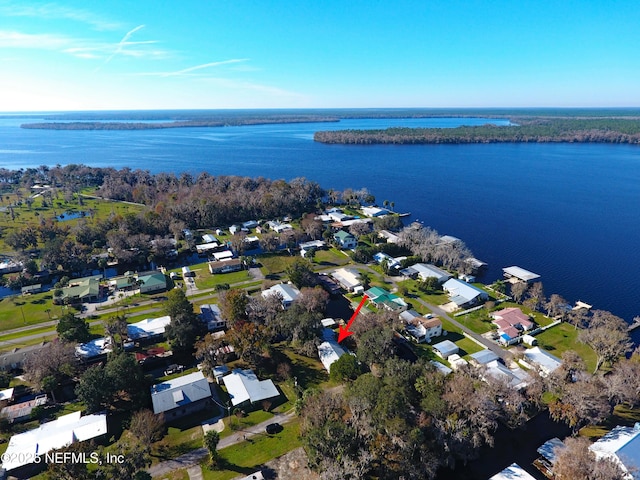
<box><xmin>147</xmin><ymin>410</ymin><xmax>297</xmax><ymax>478</ymax></box>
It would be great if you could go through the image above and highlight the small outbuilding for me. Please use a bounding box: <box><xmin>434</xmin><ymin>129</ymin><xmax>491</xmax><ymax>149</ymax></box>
<box><xmin>432</xmin><ymin>340</ymin><xmax>459</xmax><ymax>359</ymax></box>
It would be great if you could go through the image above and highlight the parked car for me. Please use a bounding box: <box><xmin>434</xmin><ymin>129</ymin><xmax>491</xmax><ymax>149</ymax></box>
<box><xmin>265</xmin><ymin>422</ymin><xmax>283</xmax><ymax>434</ymax></box>
<box><xmin>164</xmin><ymin>364</ymin><xmax>184</xmax><ymax>376</ymax></box>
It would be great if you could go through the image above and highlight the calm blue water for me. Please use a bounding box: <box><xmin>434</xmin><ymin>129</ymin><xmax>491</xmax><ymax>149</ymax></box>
<box><xmin>2</xmin><ymin>114</ymin><xmax>640</xmax><ymax>330</ymax></box>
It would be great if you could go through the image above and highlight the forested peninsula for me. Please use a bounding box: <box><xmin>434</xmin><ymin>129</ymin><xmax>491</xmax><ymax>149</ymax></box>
<box><xmin>20</xmin><ymin>115</ymin><xmax>339</xmax><ymax>130</ymax></box>
<box><xmin>313</xmin><ymin>118</ymin><xmax>640</xmax><ymax>144</ymax></box>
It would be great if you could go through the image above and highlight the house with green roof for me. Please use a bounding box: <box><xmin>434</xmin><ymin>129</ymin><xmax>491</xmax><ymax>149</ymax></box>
<box><xmin>137</xmin><ymin>271</ymin><xmax>168</xmax><ymax>294</ymax></box>
<box><xmin>333</xmin><ymin>230</ymin><xmax>357</xmax><ymax>249</ymax></box>
<box><xmin>61</xmin><ymin>275</ymin><xmax>102</xmax><ymax>303</ymax></box>
<box><xmin>365</xmin><ymin>286</ymin><xmax>408</xmax><ymax>312</ymax></box>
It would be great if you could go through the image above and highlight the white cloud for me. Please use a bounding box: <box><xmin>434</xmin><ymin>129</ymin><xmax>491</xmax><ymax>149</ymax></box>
<box><xmin>0</xmin><ymin>30</ymin><xmax>73</xmax><ymax>49</ymax></box>
<box><xmin>0</xmin><ymin>2</ymin><xmax>121</xmax><ymax>30</ymax></box>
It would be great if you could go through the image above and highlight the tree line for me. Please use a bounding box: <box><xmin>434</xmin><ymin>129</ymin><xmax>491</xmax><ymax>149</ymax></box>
<box><xmin>313</xmin><ymin>118</ymin><xmax>640</xmax><ymax>144</ymax></box>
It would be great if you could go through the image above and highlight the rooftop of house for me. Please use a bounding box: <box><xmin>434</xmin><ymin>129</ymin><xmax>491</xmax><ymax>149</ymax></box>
<box><xmin>150</xmin><ymin>371</ymin><xmax>211</xmax><ymax>414</ymax></box>
<box><xmin>2</xmin><ymin>411</ymin><xmax>108</xmax><ymax>471</ymax></box>
<box><xmin>491</xmin><ymin>307</ymin><xmax>534</xmax><ymax>329</ymax></box>
<box><xmin>261</xmin><ymin>283</ymin><xmax>301</xmax><ymax>304</ymax></box>
<box><xmin>223</xmin><ymin>369</ymin><xmax>279</xmax><ymax>406</ymax></box>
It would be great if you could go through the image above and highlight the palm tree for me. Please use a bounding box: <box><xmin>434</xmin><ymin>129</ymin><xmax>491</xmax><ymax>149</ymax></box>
<box><xmin>359</xmin><ymin>272</ymin><xmax>372</xmax><ymax>290</ymax></box>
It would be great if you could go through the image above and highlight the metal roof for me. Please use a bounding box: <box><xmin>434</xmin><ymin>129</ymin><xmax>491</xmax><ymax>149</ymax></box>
<box><xmin>432</xmin><ymin>340</ymin><xmax>459</xmax><ymax>358</ymax></box>
<box><xmin>469</xmin><ymin>349</ymin><xmax>499</xmax><ymax>365</ymax></box>
<box><xmin>490</xmin><ymin>463</ymin><xmax>537</xmax><ymax>480</ymax></box>
<box><xmin>503</xmin><ymin>266</ymin><xmax>541</xmax><ymax>282</ymax></box>
<box><xmin>127</xmin><ymin>315</ymin><xmax>172</xmax><ymax>340</ymax></box>
<box><xmin>223</xmin><ymin>369</ymin><xmax>279</xmax><ymax>406</ymax></box>
<box><xmin>2</xmin><ymin>411</ymin><xmax>107</xmax><ymax>471</ymax></box>
<box><xmin>151</xmin><ymin>371</ymin><xmax>211</xmax><ymax>414</ymax></box>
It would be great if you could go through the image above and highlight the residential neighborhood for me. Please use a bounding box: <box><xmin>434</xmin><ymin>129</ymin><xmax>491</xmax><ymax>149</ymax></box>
<box><xmin>0</xmin><ymin>171</ymin><xmax>637</xmax><ymax>480</ymax></box>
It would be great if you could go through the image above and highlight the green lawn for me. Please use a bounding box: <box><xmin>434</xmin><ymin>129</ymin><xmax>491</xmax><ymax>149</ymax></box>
<box><xmin>456</xmin><ymin>309</ymin><xmax>494</xmax><ymax>334</ymax></box>
<box><xmin>312</xmin><ymin>247</ymin><xmax>351</xmax><ymax>267</ymax></box>
<box><xmin>194</xmin><ymin>269</ymin><xmax>252</xmax><ymax>290</ymax></box>
<box><xmin>201</xmin><ymin>418</ymin><xmax>302</xmax><ymax>480</ymax></box>
<box><xmin>258</xmin><ymin>252</ymin><xmax>299</xmax><ymax>277</ymax></box>
<box><xmin>0</xmin><ymin>291</ymin><xmax>60</xmax><ymax>331</ymax></box>
<box><xmin>533</xmin><ymin>322</ymin><xmax>597</xmax><ymax>372</ymax></box>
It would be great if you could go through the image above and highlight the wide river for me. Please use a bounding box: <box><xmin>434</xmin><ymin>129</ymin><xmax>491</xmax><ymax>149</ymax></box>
<box><xmin>2</xmin><ymin>113</ymin><xmax>640</xmax><ymax>338</ymax></box>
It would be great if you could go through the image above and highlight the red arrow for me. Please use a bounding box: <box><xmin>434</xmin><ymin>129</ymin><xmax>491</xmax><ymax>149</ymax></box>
<box><xmin>338</xmin><ymin>295</ymin><xmax>368</xmax><ymax>343</ymax></box>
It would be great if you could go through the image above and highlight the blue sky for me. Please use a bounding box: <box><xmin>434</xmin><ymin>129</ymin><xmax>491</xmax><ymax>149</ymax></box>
<box><xmin>1</xmin><ymin>0</ymin><xmax>639</xmax><ymax>111</ymax></box>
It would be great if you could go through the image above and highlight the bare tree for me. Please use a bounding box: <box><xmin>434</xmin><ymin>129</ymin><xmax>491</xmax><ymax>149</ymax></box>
<box><xmin>523</xmin><ymin>282</ymin><xmax>545</xmax><ymax>312</ymax></box>
<box><xmin>510</xmin><ymin>282</ymin><xmax>528</xmax><ymax>304</ymax></box>
<box><xmin>553</xmin><ymin>436</ymin><xmax>627</xmax><ymax>480</ymax></box>
<box><xmin>129</xmin><ymin>409</ymin><xmax>165</xmax><ymax>445</ymax></box>
<box><xmin>578</xmin><ymin>310</ymin><xmax>632</xmax><ymax>372</ymax></box>
<box><xmin>295</xmin><ymin>286</ymin><xmax>330</xmax><ymax>314</ymax></box>
<box><xmin>545</xmin><ymin>293</ymin><xmax>568</xmax><ymax>318</ymax></box>
<box><xmin>603</xmin><ymin>356</ymin><xmax>640</xmax><ymax>408</ymax></box>
<box><xmin>23</xmin><ymin>341</ymin><xmax>77</xmax><ymax>391</ymax></box>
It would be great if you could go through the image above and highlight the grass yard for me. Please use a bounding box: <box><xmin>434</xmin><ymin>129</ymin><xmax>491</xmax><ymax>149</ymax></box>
<box><xmin>0</xmin><ymin>291</ymin><xmax>61</xmax><ymax>331</ymax></box>
<box><xmin>150</xmin><ymin>408</ymin><xmax>219</xmax><ymax>464</ymax></box>
<box><xmin>258</xmin><ymin>252</ymin><xmax>299</xmax><ymax>278</ymax></box>
<box><xmin>456</xmin><ymin>309</ymin><xmax>494</xmax><ymax>334</ymax></box>
<box><xmin>533</xmin><ymin>322</ymin><xmax>597</xmax><ymax>372</ymax></box>
<box><xmin>312</xmin><ymin>247</ymin><xmax>351</xmax><ymax>267</ymax></box>
<box><xmin>193</xmin><ymin>269</ymin><xmax>252</xmax><ymax>290</ymax></box>
<box><xmin>201</xmin><ymin>418</ymin><xmax>302</xmax><ymax>480</ymax></box>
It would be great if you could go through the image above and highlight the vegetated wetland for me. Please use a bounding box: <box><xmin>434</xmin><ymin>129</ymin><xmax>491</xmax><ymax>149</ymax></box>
<box><xmin>2</xmin><ymin>108</ymin><xmax>640</xmax><ymax>328</ymax></box>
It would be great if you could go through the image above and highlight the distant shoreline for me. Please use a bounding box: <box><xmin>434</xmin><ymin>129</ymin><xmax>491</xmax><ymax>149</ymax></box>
<box><xmin>20</xmin><ymin>117</ymin><xmax>341</xmax><ymax>131</ymax></box>
<box><xmin>313</xmin><ymin>118</ymin><xmax>640</xmax><ymax>145</ymax></box>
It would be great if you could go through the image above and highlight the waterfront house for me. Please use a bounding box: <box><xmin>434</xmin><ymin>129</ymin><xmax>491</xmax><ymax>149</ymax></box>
<box><xmin>522</xmin><ymin>346</ymin><xmax>561</xmax><ymax>377</ymax></box>
<box><xmin>261</xmin><ymin>283</ymin><xmax>301</xmax><ymax>309</ymax></box>
<box><xmin>489</xmin><ymin>463</ymin><xmax>537</xmax><ymax>480</ymax></box>
<box><xmin>590</xmin><ymin>423</ymin><xmax>640</xmax><ymax>479</ymax></box>
<box><xmin>137</xmin><ymin>271</ymin><xmax>168</xmax><ymax>294</ymax></box>
<box><xmin>442</xmin><ymin>278</ymin><xmax>488</xmax><ymax>308</ymax></box>
<box><xmin>151</xmin><ymin>371</ymin><xmax>213</xmax><ymax>419</ymax></box>
<box><xmin>208</xmin><ymin>258</ymin><xmax>243</xmax><ymax>274</ymax></box>
<box><xmin>490</xmin><ymin>307</ymin><xmax>534</xmax><ymax>342</ymax></box>
<box><xmin>317</xmin><ymin>328</ymin><xmax>348</xmax><ymax>373</ymax></box>
<box><xmin>378</xmin><ymin>229</ymin><xmax>400</xmax><ymax>244</ymax></box>
<box><xmin>61</xmin><ymin>274</ymin><xmax>102</xmax><ymax>303</ymax></box>
<box><xmin>333</xmin><ymin>230</ymin><xmax>357</xmax><ymax>249</ymax></box>
<box><xmin>361</xmin><ymin>206</ymin><xmax>390</xmax><ymax>217</ymax></box>
<box><xmin>412</xmin><ymin>263</ymin><xmax>451</xmax><ymax>283</ymax></box>
<box><xmin>331</xmin><ymin>267</ymin><xmax>363</xmax><ymax>292</ymax></box>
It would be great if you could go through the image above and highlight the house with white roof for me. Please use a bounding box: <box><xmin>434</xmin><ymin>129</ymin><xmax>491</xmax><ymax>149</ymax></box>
<box><xmin>522</xmin><ymin>346</ymin><xmax>561</xmax><ymax>377</ymax></box>
<box><xmin>150</xmin><ymin>371</ymin><xmax>213</xmax><ymax>419</ymax></box>
<box><xmin>222</xmin><ymin>369</ymin><xmax>280</xmax><ymax>407</ymax></box>
<box><xmin>1</xmin><ymin>411</ymin><xmax>107</xmax><ymax>472</ymax></box>
<box><xmin>75</xmin><ymin>337</ymin><xmax>113</xmax><ymax>360</ymax></box>
<box><xmin>590</xmin><ymin>423</ymin><xmax>640</xmax><ymax>479</ymax></box>
<box><xmin>317</xmin><ymin>328</ymin><xmax>347</xmax><ymax>373</ymax></box>
<box><xmin>489</xmin><ymin>463</ymin><xmax>537</xmax><ymax>480</ymax></box>
<box><xmin>261</xmin><ymin>283</ymin><xmax>301</xmax><ymax>309</ymax></box>
<box><xmin>412</xmin><ymin>263</ymin><xmax>451</xmax><ymax>283</ymax></box>
<box><xmin>331</xmin><ymin>267</ymin><xmax>363</xmax><ymax>292</ymax></box>
<box><xmin>362</xmin><ymin>206</ymin><xmax>390</xmax><ymax>217</ymax></box>
<box><xmin>442</xmin><ymin>278</ymin><xmax>488</xmax><ymax>308</ymax></box>
<box><xmin>127</xmin><ymin>315</ymin><xmax>172</xmax><ymax>341</ymax></box>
